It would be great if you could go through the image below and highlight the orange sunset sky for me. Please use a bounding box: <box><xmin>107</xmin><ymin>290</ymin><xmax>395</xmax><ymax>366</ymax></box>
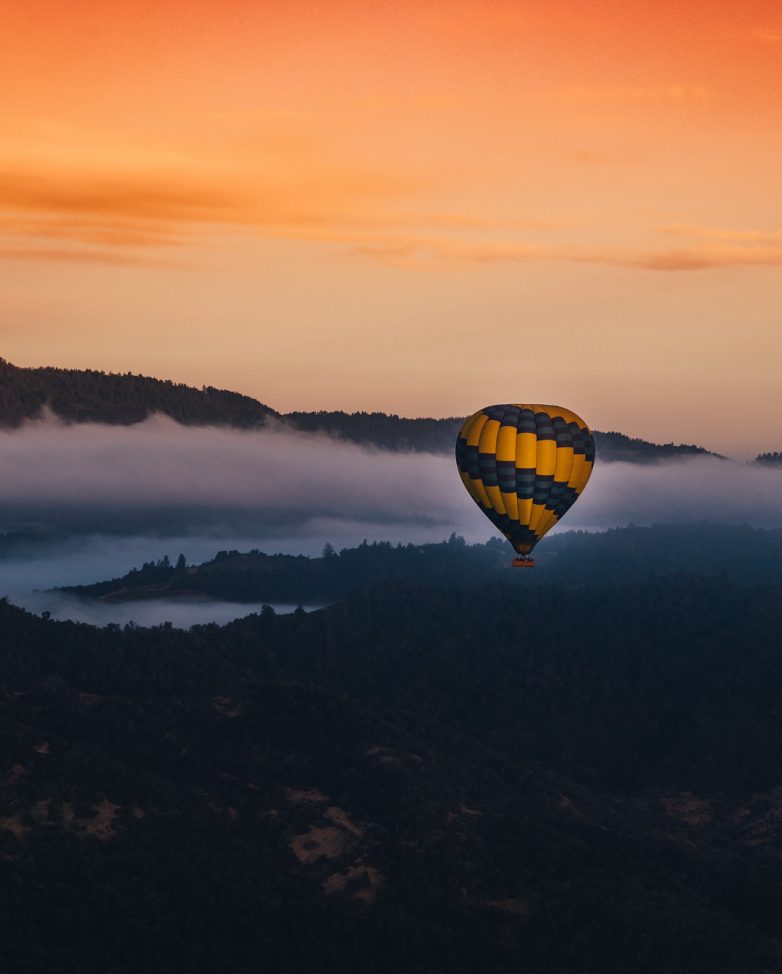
<box><xmin>1</xmin><ymin>0</ymin><xmax>780</xmax><ymax>456</ymax></box>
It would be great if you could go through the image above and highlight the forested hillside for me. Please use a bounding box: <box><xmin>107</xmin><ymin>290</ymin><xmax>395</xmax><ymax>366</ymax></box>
<box><xmin>287</xmin><ymin>408</ymin><xmax>463</xmax><ymax>453</ymax></box>
<box><xmin>3</xmin><ymin>577</ymin><xmax>782</xmax><ymax>972</ymax></box>
<box><xmin>0</xmin><ymin>359</ymin><xmax>277</xmax><ymax>427</ymax></box>
<box><xmin>0</xmin><ymin>360</ymin><xmax>723</xmax><ymax>461</ymax></box>
<box><xmin>288</xmin><ymin>409</ymin><xmax>718</xmax><ymax>462</ymax></box>
<box><xmin>61</xmin><ymin>524</ymin><xmax>782</xmax><ymax>605</ymax></box>
<box><xmin>755</xmin><ymin>452</ymin><xmax>782</xmax><ymax>466</ymax></box>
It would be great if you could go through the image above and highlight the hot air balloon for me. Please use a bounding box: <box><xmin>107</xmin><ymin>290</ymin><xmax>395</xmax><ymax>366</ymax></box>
<box><xmin>455</xmin><ymin>404</ymin><xmax>595</xmax><ymax>567</ymax></box>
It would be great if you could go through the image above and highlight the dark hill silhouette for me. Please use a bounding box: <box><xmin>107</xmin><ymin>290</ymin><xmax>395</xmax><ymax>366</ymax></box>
<box><xmin>288</xmin><ymin>410</ymin><xmax>720</xmax><ymax>462</ymax></box>
<box><xmin>3</xmin><ymin>575</ymin><xmax>782</xmax><ymax>972</ymax></box>
<box><xmin>60</xmin><ymin>523</ymin><xmax>782</xmax><ymax>605</ymax></box>
<box><xmin>755</xmin><ymin>452</ymin><xmax>782</xmax><ymax>466</ymax></box>
<box><xmin>0</xmin><ymin>359</ymin><xmax>724</xmax><ymax>461</ymax></box>
<box><xmin>0</xmin><ymin>358</ymin><xmax>278</xmax><ymax>428</ymax></box>
<box><xmin>593</xmin><ymin>428</ymin><xmax>720</xmax><ymax>462</ymax></box>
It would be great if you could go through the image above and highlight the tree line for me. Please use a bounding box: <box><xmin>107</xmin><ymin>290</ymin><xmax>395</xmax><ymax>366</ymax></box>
<box><xmin>0</xmin><ymin>359</ymin><xmax>735</xmax><ymax>460</ymax></box>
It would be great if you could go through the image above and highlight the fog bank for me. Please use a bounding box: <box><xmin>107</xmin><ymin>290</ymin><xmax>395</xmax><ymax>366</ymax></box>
<box><xmin>2</xmin><ymin>416</ymin><xmax>782</xmax><ymax>625</ymax></box>
<box><xmin>13</xmin><ymin>590</ymin><xmax>319</xmax><ymax>629</ymax></box>
<box><xmin>1</xmin><ymin>415</ymin><xmax>781</xmax><ymax>540</ymax></box>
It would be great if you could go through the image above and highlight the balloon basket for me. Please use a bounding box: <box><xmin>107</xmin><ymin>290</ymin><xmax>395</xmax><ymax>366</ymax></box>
<box><xmin>512</xmin><ymin>557</ymin><xmax>535</xmax><ymax>568</ymax></box>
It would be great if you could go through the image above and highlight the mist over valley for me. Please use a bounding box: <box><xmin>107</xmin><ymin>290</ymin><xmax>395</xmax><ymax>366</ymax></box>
<box><xmin>2</xmin><ymin>409</ymin><xmax>782</xmax><ymax>625</ymax></box>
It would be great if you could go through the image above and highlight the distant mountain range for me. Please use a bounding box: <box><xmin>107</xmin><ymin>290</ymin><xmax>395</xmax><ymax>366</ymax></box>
<box><xmin>0</xmin><ymin>358</ymin><xmax>746</xmax><ymax>462</ymax></box>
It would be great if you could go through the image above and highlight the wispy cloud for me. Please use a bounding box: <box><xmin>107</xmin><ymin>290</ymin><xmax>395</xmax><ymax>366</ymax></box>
<box><xmin>0</xmin><ymin>169</ymin><xmax>241</xmax><ymax>223</ymax></box>
<box><xmin>659</xmin><ymin>224</ymin><xmax>782</xmax><ymax>245</ymax></box>
<box><xmin>0</xmin><ymin>160</ymin><xmax>428</xmax><ymax>253</ymax></box>
<box><xmin>625</xmin><ymin>247</ymin><xmax>782</xmax><ymax>271</ymax></box>
<box><xmin>0</xmin><ymin>246</ymin><xmax>186</xmax><ymax>268</ymax></box>
<box><xmin>1</xmin><ymin>216</ymin><xmax>183</xmax><ymax>248</ymax></box>
<box><xmin>632</xmin><ymin>225</ymin><xmax>782</xmax><ymax>270</ymax></box>
<box><xmin>0</xmin><ymin>167</ymin><xmax>246</xmax><ymax>260</ymax></box>
<box><xmin>348</xmin><ymin>237</ymin><xmax>551</xmax><ymax>270</ymax></box>
<box><xmin>346</xmin><ymin>235</ymin><xmax>782</xmax><ymax>272</ymax></box>
<box><xmin>3</xmin><ymin>162</ymin><xmax>781</xmax><ymax>274</ymax></box>
<box><xmin>0</xmin><ymin>160</ymin><xmax>581</xmax><ymax>268</ymax></box>
<box><xmin>1</xmin><ymin>415</ymin><xmax>782</xmax><ymax>547</ymax></box>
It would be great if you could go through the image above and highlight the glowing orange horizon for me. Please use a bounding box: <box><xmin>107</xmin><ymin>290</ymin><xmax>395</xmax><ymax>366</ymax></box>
<box><xmin>1</xmin><ymin>0</ymin><xmax>780</xmax><ymax>456</ymax></box>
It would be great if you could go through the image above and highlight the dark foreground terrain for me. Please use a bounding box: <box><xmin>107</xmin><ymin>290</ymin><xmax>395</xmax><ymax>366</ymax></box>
<box><xmin>3</xmin><ymin>572</ymin><xmax>782</xmax><ymax>973</ymax></box>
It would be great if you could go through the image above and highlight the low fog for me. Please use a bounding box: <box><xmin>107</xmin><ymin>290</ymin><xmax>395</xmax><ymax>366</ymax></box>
<box><xmin>1</xmin><ymin>415</ymin><xmax>781</xmax><ymax>625</ymax></box>
<box><xmin>3</xmin><ymin>414</ymin><xmax>782</xmax><ymax>533</ymax></box>
<box><xmin>0</xmin><ymin>415</ymin><xmax>457</xmax><ymax>521</ymax></box>
<box><xmin>15</xmin><ymin>590</ymin><xmax>319</xmax><ymax>629</ymax></box>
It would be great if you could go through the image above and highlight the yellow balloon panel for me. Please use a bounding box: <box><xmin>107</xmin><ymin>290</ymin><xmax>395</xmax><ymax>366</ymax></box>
<box><xmin>455</xmin><ymin>403</ymin><xmax>594</xmax><ymax>557</ymax></box>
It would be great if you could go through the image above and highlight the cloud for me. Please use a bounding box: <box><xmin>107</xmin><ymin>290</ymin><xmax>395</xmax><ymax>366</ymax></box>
<box><xmin>0</xmin><ymin>156</ymin><xmax>516</xmax><ymax>270</ymax></box>
<box><xmin>0</xmin><ymin>160</ymin><xmax>429</xmax><ymax>248</ymax></box>
<box><xmin>659</xmin><ymin>224</ymin><xmax>782</xmax><ymax>245</ymax></box>
<box><xmin>12</xmin><ymin>589</ymin><xmax>310</xmax><ymax>629</ymax></box>
<box><xmin>0</xmin><ymin>168</ymin><xmax>242</xmax><ymax>224</ymax></box>
<box><xmin>0</xmin><ymin>168</ymin><xmax>243</xmax><ymax>264</ymax></box>
<box><xmin>347</xmin><ymin>235</ymin><xmax>782</xmax><ymax>272</ymax></box>
<box><xmin>0</xmin><ymin>415</ymin><xmax>460</xmax><ymax>524</ymax></box>
<box><xmin>0</xmin><ymin>246</ymin><xmax>186</xmax><ymax>268</ymax></box>
<box><xmin>618</xmin><ymin>247</ymin><xmax>782</xmax><ymax>271</ymax></box>
<box><xmin>2</xmin><ymin>417</ymin><xmax>782</xmax><ymax>624</ymax></box>
<box><xmin>7</xmin><ymin>233</ymin><xmax>781</xmax><ymax>273</ymax></box>
<box><xmin>0</xmin><ymin>166</ymin><xmax>390</xmax><ymax>267</ymax></box>
<box><xmin>1</xmin><ymin>215</ymin><xmax>185</xmax><ymax>248</ymax></box>
<box><xmin>640</xmin><ymin>225</ymin><xmax>782</xmax><ymax>269</ymax></box>
<box><xmin>2</xmin><ymin>415</ymin><xmax>782</xmax><ymax>541</ymax></box>
<box><xmin>348</xmin><ymin>237</ymin><xmax>552</xmax><ymax>270</ymax></box>
<box><xmin>3</xmin><ymin>158</ymin><xmax>780</xmax><ymax>273</ymax></box>
<box><xmin>572</xmin><ymin>458</ymin><xmax>782</xmax><ymax>531</ymax></box>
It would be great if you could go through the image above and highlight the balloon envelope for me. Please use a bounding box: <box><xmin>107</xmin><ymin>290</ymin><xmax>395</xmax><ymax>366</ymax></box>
<box><xmin>455</xmin><ymin>404</ymin><xmax>595</xmax><ymax>557</ymax></box>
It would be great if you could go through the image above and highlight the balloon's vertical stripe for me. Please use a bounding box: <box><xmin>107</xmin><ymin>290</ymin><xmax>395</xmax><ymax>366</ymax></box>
<box><xmin>478</xmin><ymin>417</ymin><xmax>505</xmax><ymax>516</ymax></box>
<box><xmin>456</xmin><ymin>404</ymin><xmax>594</xmax><ymax>558</ymax></box>
<box><xmin>497</xmin><ymin>406</ymin><xmax>519</xmax><ymax>523</ymax></box>
<box><xmin>465</xmin><ymin>412</ymin><xmax>493</xmax><ymax>508</ymax></box>
<box><xmin>529</xmin><ymin>411</ymin><xmax>556</xmax><ymax>535</ymax></box>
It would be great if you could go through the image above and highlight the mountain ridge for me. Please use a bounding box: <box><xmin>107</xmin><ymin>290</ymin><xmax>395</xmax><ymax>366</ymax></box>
<box><xmin>0</xmin><ymin>358</ymin><xmax>735</xmax><ymax>461</ymax></box>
